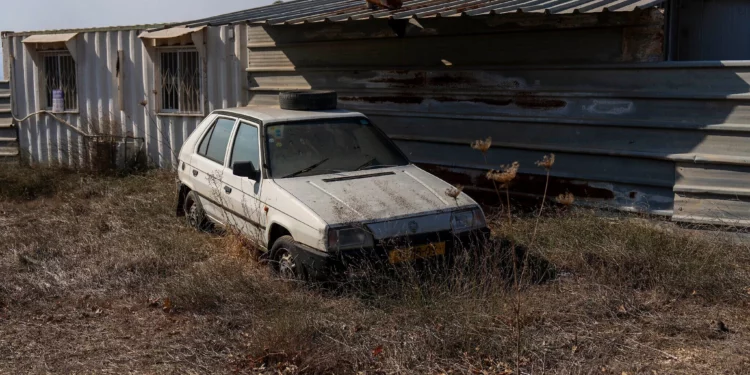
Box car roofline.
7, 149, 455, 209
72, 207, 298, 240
212, 107, 366, 126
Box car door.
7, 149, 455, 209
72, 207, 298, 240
219, 120, 266, 243
189, 116, 239, 222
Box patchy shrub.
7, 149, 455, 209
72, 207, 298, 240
0, 164, 69, 200
503, 210, 750, 301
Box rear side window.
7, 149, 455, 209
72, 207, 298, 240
197, 124, 214, 155
197, 117, 236, 165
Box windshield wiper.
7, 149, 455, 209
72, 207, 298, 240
355, 157, 377, 171
283, 158, 330, 178
357, 159, 398, 171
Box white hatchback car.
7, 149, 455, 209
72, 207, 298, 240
176, 92, 489, 279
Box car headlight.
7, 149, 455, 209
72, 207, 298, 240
450, 208, 486, 233
327, 227, 374, 251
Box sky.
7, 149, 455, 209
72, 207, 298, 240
0, 0, 272, 79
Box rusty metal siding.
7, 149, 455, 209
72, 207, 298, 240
248, 28, 628, 69
247, 18, 750, 223
6, 24, 247, 167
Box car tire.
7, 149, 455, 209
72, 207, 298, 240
270, 235, 306, 280
183, 191, 209, 231
279, 90, 337, 111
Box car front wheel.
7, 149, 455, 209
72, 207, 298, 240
270, 235, 305, 280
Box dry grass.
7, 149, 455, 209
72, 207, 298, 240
1, 164, 749, 374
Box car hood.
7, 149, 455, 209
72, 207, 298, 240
273, 165, 476, 225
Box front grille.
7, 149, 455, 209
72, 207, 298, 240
337, 228, 489, 265
377, 230, 453, 250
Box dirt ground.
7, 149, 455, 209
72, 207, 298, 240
1, 166, 749, 374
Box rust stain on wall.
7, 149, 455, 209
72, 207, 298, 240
371, 72, 427, 87
370, 72, 479, 87
429, 73, 479, 87
513, 92, 567, 109
433, 97, 514, 106
419, 164, 616, 203
514, 97, 567, 109
340, 95, 423, 104
341, 94, 567, 109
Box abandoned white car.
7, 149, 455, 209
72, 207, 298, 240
176, 91, 489, 279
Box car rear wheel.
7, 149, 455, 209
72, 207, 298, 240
183, 191, 209, 231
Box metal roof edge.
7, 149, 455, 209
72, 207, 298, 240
5, 23, 169, 37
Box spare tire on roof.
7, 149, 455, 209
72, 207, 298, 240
279, 90, 338, 111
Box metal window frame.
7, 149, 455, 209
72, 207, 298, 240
157, 46, 204, 115
196, 115, 239, 166
39, 50, 79, 112
228, 120, 263, 175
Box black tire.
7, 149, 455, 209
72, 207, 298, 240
279, 90, 337, 111
270, 235, 306, 280
183, 191, 209, 231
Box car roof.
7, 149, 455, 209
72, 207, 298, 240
214, 105, 365, 124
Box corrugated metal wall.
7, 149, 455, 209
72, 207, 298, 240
247, 13, 750, 225
672, 0, 750, 61
0, 79, 17, 161
6, 24, 247, 167
1, 34, 18, 162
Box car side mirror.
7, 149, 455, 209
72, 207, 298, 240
233, 161, 260, 181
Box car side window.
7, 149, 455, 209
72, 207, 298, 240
230, 122, 261, 176
197, 123, 215, 156
198, 117, 236, 165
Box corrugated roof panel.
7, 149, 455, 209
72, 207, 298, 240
179, 0, 667, 27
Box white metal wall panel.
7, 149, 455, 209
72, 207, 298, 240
7, 24, 247, 168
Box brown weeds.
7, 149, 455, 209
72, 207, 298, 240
486, 161, 520, 188
1, 165, 749, 374
535, 153, 555, 170
557, 192, 575, 206
470, 136, 492, 154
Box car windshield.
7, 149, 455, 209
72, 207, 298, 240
265, 118, 409, 178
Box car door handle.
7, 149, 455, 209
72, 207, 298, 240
224, 186, 232, 194
192, 170, 199, 177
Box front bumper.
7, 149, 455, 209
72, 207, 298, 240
293, 227, 491, 280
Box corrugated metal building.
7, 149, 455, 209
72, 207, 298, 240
1, 23, 248, 167
3, 0, 750, 226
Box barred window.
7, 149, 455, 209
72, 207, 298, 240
42, 53, 78, 111
160, 49, 201, 114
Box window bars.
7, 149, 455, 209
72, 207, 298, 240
43, 53, 78, 111
160, 50, 201, 113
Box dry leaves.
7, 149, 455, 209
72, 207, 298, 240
445, 185, 464, 199
557, 192, 575, 206
162, 298, 173, 313
486, 162, 520, 187
535, 153, 555, 170
471, 137, 492, 154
